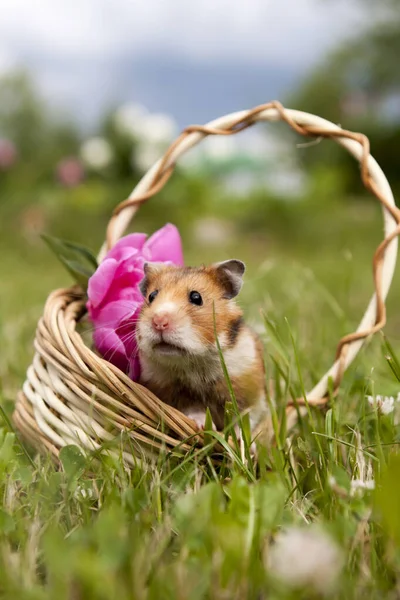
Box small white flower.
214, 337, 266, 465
328, 475, 337, 488
179, 146, 203, 171
350, 479, 375, 496
133, 143, 162, 172
74, 485, 93, 500
114, 103, 148, 138
267, 526, 343, 594
381, 397, 395, 415
202, 135, 237, 161
367, 394, 395, 415
193, 217, 232, 245
140, 113, 176, 146
115, 104, 177, 145
80, 137, 113, 170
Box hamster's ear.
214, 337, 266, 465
139, 262, 167, 297
213, 259, 246, 299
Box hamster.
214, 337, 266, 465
136, 259, 267, 436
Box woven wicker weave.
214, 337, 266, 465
13, 101, 400, 463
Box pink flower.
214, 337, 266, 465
56, 157, 85, 187
87, 224, 184, 380
0, 139, 17, 170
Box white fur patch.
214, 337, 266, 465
223, 328, 257, 378
163, 322, 205, 355
217, 332, 229, 350
136, 320, 159, 354
153, 301, 179, 316
181, 407, 207, 429
137, 320, 211, 386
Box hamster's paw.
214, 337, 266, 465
182, 408, 216, 432
182, 408, 206, 430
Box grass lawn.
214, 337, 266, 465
1, 188, 400, 599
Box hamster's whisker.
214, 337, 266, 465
87, 327, 140, 367
81, 315, 142, 336
103, 340, 138, 370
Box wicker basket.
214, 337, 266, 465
13, 101, 400, 465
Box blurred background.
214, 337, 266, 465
1, 0, 400, 396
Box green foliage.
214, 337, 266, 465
1, 179, 400, 597
59, 445, 87, 480
375, 454, 400, 545
1, 331, 400, 597
0, 71, 81, 184
41, 234, 98, 290
289, 5, 400, 194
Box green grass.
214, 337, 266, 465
1, 187, 400, 599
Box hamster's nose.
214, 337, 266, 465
152, 312, 171, 332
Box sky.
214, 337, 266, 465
0, 0, 365, 128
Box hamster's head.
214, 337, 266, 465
136, 260, 245, 361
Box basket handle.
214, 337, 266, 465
100, 100, 400, 416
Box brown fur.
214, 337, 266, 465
137, 263, 267, 431
138, 264, 243, 344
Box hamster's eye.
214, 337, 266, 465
189, 291, 203, 306
148, 290, 159, 303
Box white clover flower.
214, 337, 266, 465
179, 146, 204, 171
367, 394, 395, 415
202, 135, 237, 161
114, 103, 149, 138
80, 137, 113, 170
328, 475, 337, 488
140, 113, 177, 146
381, 397, 395, 415
350, 479, 375, 496
0, 138, 17, 169
267, 526, 343, 595
74, 485, 93, 500
133, 142, 162, 172
193, 217, 232, 245
115, 104, 176, 145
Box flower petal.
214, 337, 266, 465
105, 284, 144, 307
111, 246, 140, 263
87, 258, 118, 308
93, 327, 129, 373
128, 355, 141, 381
93, 300, 138, 327
116, 313, 141, 380
144, 223, 184, 265
117, 312, 140, 354
88, 225, 184, 382
107, 233, 147, 261
114, 255, 145, 285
